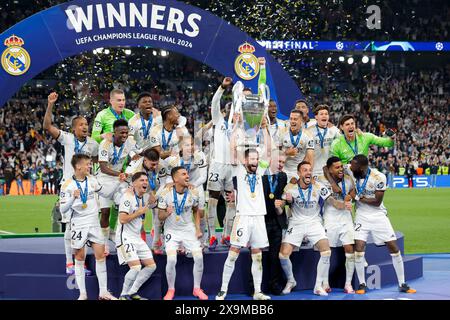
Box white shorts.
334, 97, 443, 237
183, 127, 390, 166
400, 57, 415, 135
70, 224, 104, 250
164, 227, 202, 252
325, 222, 355, 247
97, 179, 125, 209
117, 238, 153, 265
207, 162, 233, 192
283, 219, 327, 247
354, 214, 397, 246
230, 215, 269, 249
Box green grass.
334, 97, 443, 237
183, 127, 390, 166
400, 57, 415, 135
0, 189, 449, 254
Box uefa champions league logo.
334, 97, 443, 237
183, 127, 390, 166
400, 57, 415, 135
336, 41, 344, 50
435, 42, 444, 51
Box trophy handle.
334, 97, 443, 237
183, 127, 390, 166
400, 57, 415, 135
230, 81, 244, 127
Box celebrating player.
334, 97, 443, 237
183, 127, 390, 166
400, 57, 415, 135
216, 149, 271, 301
307, 105, 341, 180
281, 110, 315, 180
318, 156, 356, 293
43, 92, 98, 276
207, 77, 235, 249
91, 88, 135, 143
279, 161, 333, 296
294, 99, 316, 129
97, 119, 138, 255
267, 99, 288, 148
330, 114, 394, 164
128, 92, 157, 150
158, 167, 208, 300
116, 172, 158, 300
349, 155, 416, 294
59, 154, 117, 300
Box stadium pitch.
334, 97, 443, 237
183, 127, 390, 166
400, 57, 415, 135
0, 188, 449, 254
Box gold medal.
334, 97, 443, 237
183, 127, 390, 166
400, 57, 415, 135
269, 193, 275, 199
82, 203, 87, 209
176, 215, 180, 221
251, 192, 256, 198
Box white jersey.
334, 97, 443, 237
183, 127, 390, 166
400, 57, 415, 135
281, 129, 315, 174
233, 128, 270, 161
307, 125, 341, 176
233, 165, 267, 216
57, 131, 98, 181
116, 190, 149, 245
60, 176, 105, 227
210, 87, 231, 164
317, 175, 354, 225
353, 168, 388, 218
125, 157, 167, 193
304, 119, 317, 129
164, 151, 207, 187
157, 186, 200, 232
128, 113, 157, 150
97, 137, 138, 180
148, 124, 188, 154
283, 181, 331, 224
269, 118, 288, 147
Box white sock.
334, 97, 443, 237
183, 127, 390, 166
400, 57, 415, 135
220, 250, 239, 292
166, 254, 177, 290
121, 266, 140, 296
224, 204, 236, 238
391, 251, 405, 286
251, 252, 263, 293
345, 253, 356, 285
316, 251, 331, 288
200, 217, 208, 241
129, 265, 156, 295
64, 227, 73, 265
96, 259, 108, 295
152, 210, 162, 246
192, 252, 204, 288
75, 260, 86, 295
279, 253, 295, 283
355, 251, 366, 285
207, 198, 218, 239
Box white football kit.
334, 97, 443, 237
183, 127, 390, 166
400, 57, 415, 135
157, 186, 203, 252
307, 125, 341, 179
318, 175, 355, 247
116, 190, 153, 265
281, 129, 315, 180
282, 181, 331, 247
230, 165, 269, 249
353, 168, 397, 245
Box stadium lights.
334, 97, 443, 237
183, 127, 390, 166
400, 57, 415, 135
347, 57, 354, 64
326, 57, 332, 63
161, 50, 168, 57
362, 55, 369, 63
104, 49, 110, 54
338, 56, 345, 62
124, 49, 131, 55
152, 50, 157, 56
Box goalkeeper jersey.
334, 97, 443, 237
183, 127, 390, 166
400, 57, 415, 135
91, 107, 135, 143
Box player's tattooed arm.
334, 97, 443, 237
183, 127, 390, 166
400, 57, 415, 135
99, 161, 121, 177
359, 190, 384, 207
43, 92, 61, 139
323, 165, 342, 194
326, 197, 346, 210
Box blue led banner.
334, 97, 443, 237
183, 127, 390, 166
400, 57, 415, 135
390, 175, 450, 189
257, 40, 450, 52
0, 0, 302, 116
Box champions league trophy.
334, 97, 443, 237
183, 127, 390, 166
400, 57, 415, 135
229, 81, 270, 148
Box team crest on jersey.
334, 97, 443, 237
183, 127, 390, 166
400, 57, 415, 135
320, 187, 328, 197
376, 181, 385, 189
101, 150, 108, 157
1, 35, 31, 76
234, 42, 260, 80
151, 136, 157, 144
307, 140, 314, 148
124, 200, 130, 207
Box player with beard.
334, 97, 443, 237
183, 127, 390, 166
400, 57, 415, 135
216, 149, 271, 301
279, 161, 333, 296
330, 114, 394, 165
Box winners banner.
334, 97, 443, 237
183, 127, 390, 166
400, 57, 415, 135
0, 0, 302, 118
